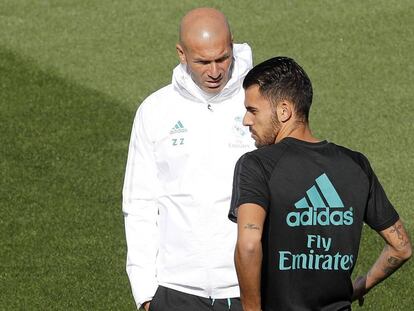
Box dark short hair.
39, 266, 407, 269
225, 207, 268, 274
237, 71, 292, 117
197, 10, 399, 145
243, 56, 313, 121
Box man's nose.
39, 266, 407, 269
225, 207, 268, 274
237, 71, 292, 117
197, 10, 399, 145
243, 113, 253, 126
208, 62, 220, 79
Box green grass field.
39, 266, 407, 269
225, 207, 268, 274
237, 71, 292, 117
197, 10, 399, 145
1, 1, 413, 310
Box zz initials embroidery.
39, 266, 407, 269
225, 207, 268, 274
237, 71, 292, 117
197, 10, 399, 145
172, 138, 185, 146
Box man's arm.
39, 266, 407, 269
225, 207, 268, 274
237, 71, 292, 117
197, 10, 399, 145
123, 104, 160, 310
235, 203, 266, 311
352, 219, 412, 304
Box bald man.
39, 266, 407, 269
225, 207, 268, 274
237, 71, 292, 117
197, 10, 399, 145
122, 8, 254, 311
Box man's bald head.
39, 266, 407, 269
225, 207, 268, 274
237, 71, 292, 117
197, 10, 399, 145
176, 8, 234, 94
179, 8, 232, 48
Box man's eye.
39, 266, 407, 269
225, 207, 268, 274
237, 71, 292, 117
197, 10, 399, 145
217, 56, 229, 63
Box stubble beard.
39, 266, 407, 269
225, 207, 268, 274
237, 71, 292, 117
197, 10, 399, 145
254, 113, 281, 148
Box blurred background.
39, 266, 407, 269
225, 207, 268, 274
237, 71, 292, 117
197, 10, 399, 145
1, 0, 412, 310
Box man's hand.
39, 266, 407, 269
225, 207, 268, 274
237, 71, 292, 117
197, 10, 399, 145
352, 219, 412, 308
352, 275, 367, 306
142, 301, 151, 311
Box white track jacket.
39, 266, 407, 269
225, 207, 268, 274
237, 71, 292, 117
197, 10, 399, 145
123, 43, 254, 309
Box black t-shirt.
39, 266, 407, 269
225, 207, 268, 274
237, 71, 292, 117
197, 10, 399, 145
229, 137, 399, 311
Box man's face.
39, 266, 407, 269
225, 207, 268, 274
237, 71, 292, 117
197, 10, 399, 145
177, 36, 233, 94
243, 85, 280, 148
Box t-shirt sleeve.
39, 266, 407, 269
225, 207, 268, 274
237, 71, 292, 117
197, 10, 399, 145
361, 155, 399, 231
228, 153, 270, 223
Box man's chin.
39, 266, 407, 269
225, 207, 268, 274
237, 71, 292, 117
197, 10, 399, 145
203, 84, 224, 94
254, 141, 264, 148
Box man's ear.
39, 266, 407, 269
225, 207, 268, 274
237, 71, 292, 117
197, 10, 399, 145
176, 43, 186, 64
277, 101, 292, 123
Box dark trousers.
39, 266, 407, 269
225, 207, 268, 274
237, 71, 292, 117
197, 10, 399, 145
149, 286, 242, 311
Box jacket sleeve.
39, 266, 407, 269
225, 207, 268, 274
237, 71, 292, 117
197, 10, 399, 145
122, 101, 160, 309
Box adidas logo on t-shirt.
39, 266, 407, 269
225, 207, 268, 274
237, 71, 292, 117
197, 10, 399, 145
286, 173, 353, 227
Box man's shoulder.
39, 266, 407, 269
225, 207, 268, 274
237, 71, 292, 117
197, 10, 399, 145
142, 83, 175, 104
328, 142, 373, 178
330, 142, 369, 164
239, 144, 290, 169
250, 143, 290, 158
136, 83, 178, 113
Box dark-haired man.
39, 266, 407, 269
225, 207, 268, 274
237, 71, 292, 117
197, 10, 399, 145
229, 56, 412, 311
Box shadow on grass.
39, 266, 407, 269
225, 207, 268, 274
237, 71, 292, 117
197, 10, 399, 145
0, 47, 136, 310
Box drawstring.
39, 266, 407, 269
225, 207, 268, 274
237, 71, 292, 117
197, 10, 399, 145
210, 297, 232, 309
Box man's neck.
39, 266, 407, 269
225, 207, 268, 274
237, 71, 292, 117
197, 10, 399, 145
275, 121, 319, 143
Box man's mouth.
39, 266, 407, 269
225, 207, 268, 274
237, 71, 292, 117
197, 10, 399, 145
250, 129, 258, 139
206, 77, 223, 88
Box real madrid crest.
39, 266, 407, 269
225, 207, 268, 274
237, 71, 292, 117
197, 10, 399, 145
232, 116, 249, 137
